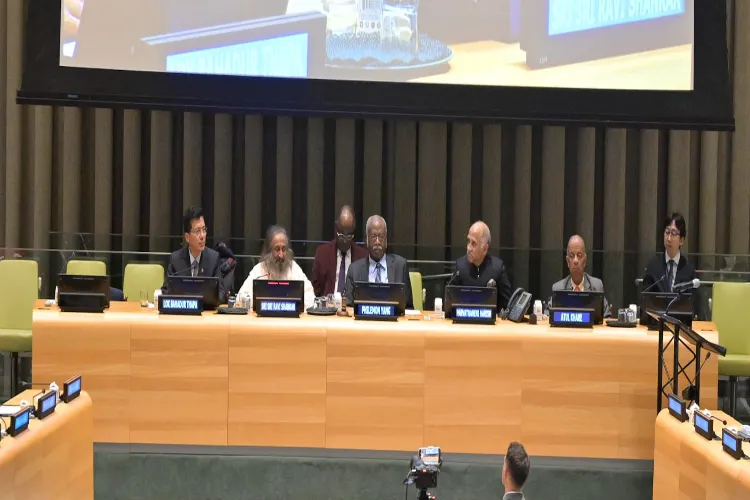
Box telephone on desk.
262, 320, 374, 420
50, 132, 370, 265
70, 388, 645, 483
502, 287, 532, 322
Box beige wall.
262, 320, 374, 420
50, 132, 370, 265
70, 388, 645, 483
0, 1, 748, 306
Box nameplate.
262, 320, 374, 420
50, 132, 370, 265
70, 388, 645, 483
256, 299, 301, 318
158, 295, 203, 315
722, 428, 745, 460
9, 407, 31, 437
451, 305, 496, 325
549, 307, 595, 328
62, 375, 82, 404
36, 390, 57, 420
667, 393, 687, 422
354, 302, 398, 321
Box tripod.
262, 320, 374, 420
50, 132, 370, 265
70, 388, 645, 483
417, 488, 435, 500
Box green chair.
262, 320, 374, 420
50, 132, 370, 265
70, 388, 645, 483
712, 282, 750, 417
409, 271, 424, 311
66, 259, 107, 276
123, 263, 165, 302
0, 260, 39, 396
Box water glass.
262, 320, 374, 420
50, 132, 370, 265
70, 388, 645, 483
139, 290, 149, 308
383, 0, 419, 54
325, 0, 358, 35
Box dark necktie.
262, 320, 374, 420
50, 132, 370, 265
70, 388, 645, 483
667, 260, 675, 292
375, 262, 383, 283
337, 251, 346, 293
191, 259, 199, 277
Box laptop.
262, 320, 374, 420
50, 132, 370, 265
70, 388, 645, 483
551, 290, 605, 325
353, 281, 407, 316
640, 291, 694, 330
167, 275, 221, 310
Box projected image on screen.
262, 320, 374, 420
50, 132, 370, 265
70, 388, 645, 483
60, 0, 694, 90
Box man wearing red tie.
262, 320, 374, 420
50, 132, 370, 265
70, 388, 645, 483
311, 205, 368, 297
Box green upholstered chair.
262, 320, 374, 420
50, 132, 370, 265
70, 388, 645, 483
66, 259, 107, 276
0, 260, 39, 396
712, 282, 750, 417
123, 263, 165, 302
409, 271, 424, 311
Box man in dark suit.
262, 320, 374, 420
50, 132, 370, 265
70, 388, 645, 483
548, 235, 612, 318
161, 206, 227, 302
453, 221, 513, 311
642, 212, 697, 293
502, 442, 530, 500
343, 215, 412, 309
312, 205, 369, 297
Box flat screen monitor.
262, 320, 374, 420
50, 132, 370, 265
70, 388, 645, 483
58, 274, 111, 307
551, 290, 604, 325
353, 281, 406, 316
640, 291, 694, 330
167, 276, 220, 310
444, 285, 497, 319
252, 279, 305, 315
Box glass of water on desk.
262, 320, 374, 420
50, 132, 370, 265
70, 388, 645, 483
383, 0, 419, 54
324, 0, 358, 34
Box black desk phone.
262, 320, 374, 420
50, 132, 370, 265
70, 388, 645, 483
502, 288, 532, 322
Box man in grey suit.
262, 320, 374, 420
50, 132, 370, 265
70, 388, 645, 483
343, 215, 412, 309
502, 441, 530, 500
548, 235, 611, 317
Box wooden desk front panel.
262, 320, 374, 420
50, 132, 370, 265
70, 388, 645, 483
129, 312, 230, 445
0, 391, 94, 500
326, 321, 425, 451
653, 410, 750, 500
228, 318, 327, 447
32, 306, 720, 460
33, 310, 131, 442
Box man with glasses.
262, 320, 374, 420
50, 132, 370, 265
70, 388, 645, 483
311, 205, 369, 297
162, 206, 227, 301
237, 225, 315, 310
343, 215, 412, 308
642, 212, 697, 293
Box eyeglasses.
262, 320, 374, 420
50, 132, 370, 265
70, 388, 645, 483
368, 233, 386, 243
664, 229, 681, 238
191, 227, 208, 236
336, 232, 355, 241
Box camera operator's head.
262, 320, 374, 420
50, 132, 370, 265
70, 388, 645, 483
502, 442, 530, 497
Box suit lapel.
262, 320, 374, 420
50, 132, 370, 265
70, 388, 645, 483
583, 273, 592, 291
386, 254, 396, 283
330, 241, 338, 284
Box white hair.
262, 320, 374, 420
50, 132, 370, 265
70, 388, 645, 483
471, 221, 491, 246
366, 215, 387, 235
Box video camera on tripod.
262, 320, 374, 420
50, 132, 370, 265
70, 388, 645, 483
403, 446, 442, 500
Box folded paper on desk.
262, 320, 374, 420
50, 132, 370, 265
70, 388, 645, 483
0, 405, 22, 416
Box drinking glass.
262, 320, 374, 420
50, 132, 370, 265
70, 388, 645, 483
383, 0, 419, 54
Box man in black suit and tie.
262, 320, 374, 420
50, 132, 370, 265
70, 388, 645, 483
343, 215, 412, 309
502, 441, 530, 500
453, 221, 513, 311
161, 206, 227, 302
642, 212, 697, 293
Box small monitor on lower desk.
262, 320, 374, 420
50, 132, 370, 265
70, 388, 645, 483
252, 280, 305, 317
551, 290, 604, 325
353, 282, 406, 320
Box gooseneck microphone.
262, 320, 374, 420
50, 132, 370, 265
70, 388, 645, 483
446, 270, 460, 287
641, 273, 666, 293
708, 414, 728, 425
673, 278, 700, 293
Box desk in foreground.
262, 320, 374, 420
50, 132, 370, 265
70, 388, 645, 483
0, 390, 93, 500
653, 409, 750, 500
32, 303, 718, 460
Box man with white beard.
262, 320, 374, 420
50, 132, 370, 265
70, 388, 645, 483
237, 225, 315, 310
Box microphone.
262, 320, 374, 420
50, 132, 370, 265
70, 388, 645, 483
642, 273, 666, 293
709, 414, 728, 426
446, 270, 460, 287
673, 278, 700, 293
169, 262, 199, 277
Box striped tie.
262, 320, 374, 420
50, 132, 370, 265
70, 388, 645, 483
375, 262, 383, 283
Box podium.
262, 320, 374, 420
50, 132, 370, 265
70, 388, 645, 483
648, 310, 726, 413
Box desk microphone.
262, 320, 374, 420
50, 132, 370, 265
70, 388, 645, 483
169, 262, 199, 277
673, 278, 700, 293
446, 270, 459, 287
709, 414, 728, 426
641, 273, 666, 293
